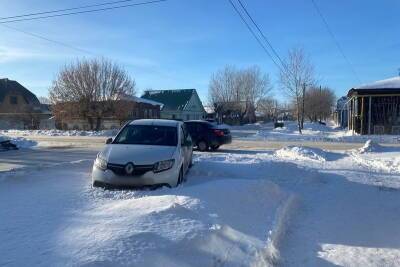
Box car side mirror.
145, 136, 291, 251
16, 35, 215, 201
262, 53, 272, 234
105, 138, 113, 144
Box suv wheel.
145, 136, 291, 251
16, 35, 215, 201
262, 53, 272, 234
197, 140, 208, 152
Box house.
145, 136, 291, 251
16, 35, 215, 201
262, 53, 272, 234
0, 78, 50, 129
53, 96, 162, 130
334, 96, 348, 128
141, 89, 206, 121
204, 105, 216, 121
347, 76, 400, 135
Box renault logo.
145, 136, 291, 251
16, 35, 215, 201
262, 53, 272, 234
125, 163, 134, 175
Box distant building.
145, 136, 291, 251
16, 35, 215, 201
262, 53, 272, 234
334, 96, 348, 128
54, 96, 162, 130
0, 78, 50, 129
141, 89, 205, 121
347, 76, 400, 135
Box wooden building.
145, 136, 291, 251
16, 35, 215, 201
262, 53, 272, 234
0, 78, 50, 129
347, 76, 400, 135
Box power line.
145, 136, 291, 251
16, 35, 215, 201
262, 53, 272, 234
0, 0, 167, 24
236, 0, 287, 72
0, 0, 137, 21
227, 0, 284, 72
310, 0, 362, 83
1, 24, 97, 56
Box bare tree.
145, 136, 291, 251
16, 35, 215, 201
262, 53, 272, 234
49, 58, 136, 130
305, 86, 336, 122
279, 47, 315, 133
208, 65, 272, 124
38, 96, 51, 104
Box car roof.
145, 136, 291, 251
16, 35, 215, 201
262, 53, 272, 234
129, 119, 181, 127
185, 120, 211, 124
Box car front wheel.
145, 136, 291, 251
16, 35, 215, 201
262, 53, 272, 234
176, 167, 184, 186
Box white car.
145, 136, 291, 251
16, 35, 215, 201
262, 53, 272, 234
92, 119, 193, 188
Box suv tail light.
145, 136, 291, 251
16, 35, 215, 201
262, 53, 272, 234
213, 129, 224, 137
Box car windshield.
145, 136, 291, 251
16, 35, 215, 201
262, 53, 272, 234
113, 125, 177, 146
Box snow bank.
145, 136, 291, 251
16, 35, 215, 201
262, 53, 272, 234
0, 134, 37, 149
359, 140, 384, 153
0, 129, 119, 137
234, 121, 400, 144
275, 146, 327, 162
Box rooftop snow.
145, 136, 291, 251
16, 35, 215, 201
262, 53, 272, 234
355, 76, 400, 90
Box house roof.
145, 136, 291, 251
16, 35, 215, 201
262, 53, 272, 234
348, 76, 400, 96
141, 89, 196, 111
0, 78, 40, 105
118, 93, 163, 108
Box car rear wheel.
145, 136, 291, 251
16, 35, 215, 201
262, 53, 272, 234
197, 140, 208, 152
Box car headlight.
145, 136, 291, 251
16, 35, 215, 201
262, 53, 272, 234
94, 154, 108, 171
153, 159, 175, 173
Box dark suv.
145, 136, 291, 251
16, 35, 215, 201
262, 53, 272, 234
184, 120, 232, 151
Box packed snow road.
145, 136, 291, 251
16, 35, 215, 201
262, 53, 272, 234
1, 133, 393, 151
1, 142, 400, 266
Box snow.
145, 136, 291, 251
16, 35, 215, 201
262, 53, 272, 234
0, 134, 37, 149
355, 76, 400, 90
0, 129, 119, 137
275, 146, 327, 162
233, 121, 400, 144
131, 95, 164, 107
2, 139, 400, 266
359, 139, 384, 153
0, 149, 296, 266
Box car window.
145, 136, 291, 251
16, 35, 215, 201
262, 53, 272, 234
113, 125, 178, 146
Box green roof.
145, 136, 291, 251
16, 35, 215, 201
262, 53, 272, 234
141, 89, 196, 111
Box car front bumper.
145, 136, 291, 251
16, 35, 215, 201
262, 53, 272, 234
91, 163, 180, 188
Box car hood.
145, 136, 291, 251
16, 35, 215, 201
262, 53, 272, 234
100, 144, 176, 165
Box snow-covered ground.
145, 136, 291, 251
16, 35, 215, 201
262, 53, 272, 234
3, 120, 400, 145
1, 140, 400, 266
231, 121, 400, 144
0, 134, 37, 149
0, 129, 118, 137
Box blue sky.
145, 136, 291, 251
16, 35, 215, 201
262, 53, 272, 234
1, 0, 399, 103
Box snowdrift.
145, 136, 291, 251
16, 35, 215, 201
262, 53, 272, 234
275, 146, 327, 162
359, 140, 384, 153
0, 129, 119, 137
0, 152, 298, 267
0, 135, 37, 149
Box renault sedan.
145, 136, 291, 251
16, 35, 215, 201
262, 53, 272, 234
92, 119, 193, 188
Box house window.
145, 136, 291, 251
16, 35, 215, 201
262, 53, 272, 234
10, 96, 18, 105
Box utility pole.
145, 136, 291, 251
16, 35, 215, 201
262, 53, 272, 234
319, 85, 322, 122
301, 82, 306, 130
